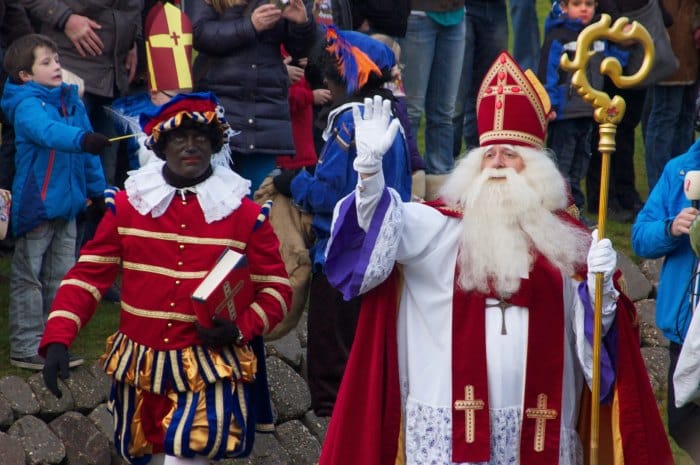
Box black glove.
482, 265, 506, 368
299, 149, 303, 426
196, 317, 245, 348
85, 196, 107, 224
43, 343, 70, 398
272, 169, 299, 198
81, 132, 112, 155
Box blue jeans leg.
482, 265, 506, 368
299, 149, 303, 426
454, 0, 509, 155
9, 219, 76, 359
644, 84, 697, 190
508, 0, 540, 71
400, 14, 465, 174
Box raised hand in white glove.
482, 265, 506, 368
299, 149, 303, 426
352, 95, 402, 175
586, 228, 618, 303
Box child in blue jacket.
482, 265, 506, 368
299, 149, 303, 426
1, 34, 108, 370
537, 0, 627, 220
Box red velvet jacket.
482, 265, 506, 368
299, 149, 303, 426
39, 190, 292, 355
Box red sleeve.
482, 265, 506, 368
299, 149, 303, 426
38, 194, 126, 356
234, 207, 292, 341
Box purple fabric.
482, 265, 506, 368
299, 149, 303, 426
326, 189, 393, 300
578, 281, 618, 403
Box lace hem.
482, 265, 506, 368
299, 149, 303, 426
404, 400, 583, 465
360, 189, 404, 294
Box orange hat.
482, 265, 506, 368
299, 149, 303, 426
476, 51, 552, 148
145, 2, 193, 92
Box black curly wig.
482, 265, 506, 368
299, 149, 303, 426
151, 117, 225, 160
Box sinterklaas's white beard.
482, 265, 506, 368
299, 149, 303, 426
455, 167, 590, 297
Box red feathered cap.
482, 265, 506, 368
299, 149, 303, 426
476, 51, 552, 148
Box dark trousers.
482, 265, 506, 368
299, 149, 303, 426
306, 271, 360, 417
547, 118, 593, 212
586, 83, 647, 213
667, 341, 700, 462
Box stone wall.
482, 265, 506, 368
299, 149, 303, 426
0, 256, 668, 465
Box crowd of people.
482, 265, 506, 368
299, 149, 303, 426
0, 0, 699, 464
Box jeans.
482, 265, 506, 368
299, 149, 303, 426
508, 0, 540, 71
587, 83, 646, 212
83, 92, 119, 185
9, 219, 76, 359
453, 0, 508, 155
547, 118, 593, 211
400, 13, 466, 174
644, 84, 696, 190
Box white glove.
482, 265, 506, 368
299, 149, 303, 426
352, 95, 402, 174
587, 228, 617, 300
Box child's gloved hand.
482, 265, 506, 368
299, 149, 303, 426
81, 132, 112, 155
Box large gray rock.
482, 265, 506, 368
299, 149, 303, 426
617, 252, 653, 302
301, 411, 329, 446
88, 403, 115, 445
275, 420, 321, 465
266, 357, 311, 423
27, 371, 75, 419
0, 393, 14, 428
266, 330, 303, 370
8, 414, 65, 465
0, 431, 26, 465
0, 375, 40, 417
641, 346, 670, 400
635, 299, 669, 348
88, 362, 112, 402
49, 411, 111, 465
639, 258, 663, 298
221, 431, 292, 465
62, 365, 108, 411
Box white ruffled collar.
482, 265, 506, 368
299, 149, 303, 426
124, 160, 251, 223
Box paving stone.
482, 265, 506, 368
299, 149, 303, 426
8, 414, 65, 465
49, 411, 111, 465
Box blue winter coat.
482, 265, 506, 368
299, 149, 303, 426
537, 13, 628, 120
291, 102, 412, 271
631, 139, 700, 344
1, 80, 106, 237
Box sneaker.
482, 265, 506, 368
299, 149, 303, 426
67, 353, 84, 368
10, 355, 45, 370
10, 353, 84, 370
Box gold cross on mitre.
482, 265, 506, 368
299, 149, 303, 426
524, 393, 558, 452
475, 51, 551, 149
145, 2, 193, 91
454, 385, 485, 443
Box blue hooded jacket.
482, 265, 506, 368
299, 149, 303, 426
632, 139, 700, 344
1, 79, 106, 236
537, 13, 628, 120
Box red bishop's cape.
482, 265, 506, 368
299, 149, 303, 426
318, 204, 673, 465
